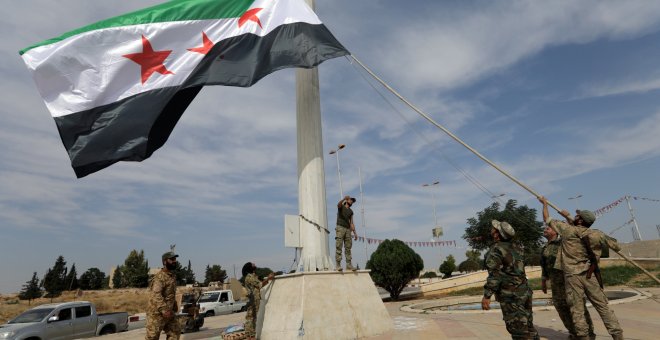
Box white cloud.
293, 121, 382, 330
578, 75, 660, 98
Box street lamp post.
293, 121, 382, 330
423, 181, 442, 272
422, 181, 440, 228
568, 194, 583, 210
329, 144, 346, 199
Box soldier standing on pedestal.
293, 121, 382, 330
335, 195, 358, 271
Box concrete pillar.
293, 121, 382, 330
259, 2, 392, 338
295, 0, 332, 272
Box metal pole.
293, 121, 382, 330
336, 149, 343, 198
431, 190, 438, 227
625, 196, 643, 241
423, 181, 439, 227
359, 167, 367, 263
568, 194, 582, 210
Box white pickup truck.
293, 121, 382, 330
0, 301, 128, 340
196, 290, 246, 317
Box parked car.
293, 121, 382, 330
196, 290, 246, 317
0, 301, 128, 340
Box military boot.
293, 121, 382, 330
346, 263, 356, 271
335, 263, 343, 272
611, 333, 624, 340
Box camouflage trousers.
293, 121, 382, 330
245, 298, 260, 337
565, 274, 623, 338
497, 286, 539, 340
145, 313, 180, 340
335, 226, 352, 268
549, 273, 593, 336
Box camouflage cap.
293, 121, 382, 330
491, 220, 515, 240
162, 251, 179, 261
577, 210, 596, 225
343, 195, 356, 203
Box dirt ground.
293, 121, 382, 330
0, 288, 152, 323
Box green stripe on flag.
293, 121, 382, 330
20, 0, 255, 55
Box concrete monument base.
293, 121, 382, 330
257, 270, 393, 340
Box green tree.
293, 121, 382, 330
65, 263, 79, 290
79, 268, 106, 290
366, 239, 424, 300
462, 200, 543, 265
204, 265, 228, 286
121, 250, 150, 288
184, 260, 196, 285
42, 255, 68, 298
172, 261, 188, 286
458, 249, 482, 273
19, 272, 42, 304
112, 265, 125, 288
458, 259, 481, 273
421, 271, 437, 278
255, 267, 274, 280
465, 249, 481, 262
439, 255, 457, 278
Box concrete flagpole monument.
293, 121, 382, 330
257, 1, 393, 338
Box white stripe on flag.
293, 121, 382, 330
22, 0, 321, 118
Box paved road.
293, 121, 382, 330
104, 287, 660, 339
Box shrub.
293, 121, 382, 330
458, 260, 481, 273
367, 239, 424, 300
439, 255, 457, 278
421, 271, 438, 279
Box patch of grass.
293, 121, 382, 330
445, 286, 483, 297
444, 277, 543, 297
600, 265, 642, 286
437, 265, 659, 298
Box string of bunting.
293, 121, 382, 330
594, 196, 660, 217
355, 236, 457, 248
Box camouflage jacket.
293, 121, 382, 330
540, 238, 562, 281
547, 218, 590, 275
147, 269, 177, 315
483, 241, 528, 299
245, 273, 262, 304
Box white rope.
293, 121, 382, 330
345, 56, 540, 234
347, 55, 563, 210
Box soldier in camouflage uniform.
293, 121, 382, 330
541, 223, 594, 338
539, 196, 623, 340
335, 195, 358, 271
482, 220, 539, 340
242, 262, 274, 340
145, 251, 180, 340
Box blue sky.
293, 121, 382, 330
2, 0, 660, 294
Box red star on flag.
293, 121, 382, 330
123, 35, 174, 84
187, 32, 215, 55
238, 8, 263, 28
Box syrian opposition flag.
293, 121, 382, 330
20, 0, 348, 178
